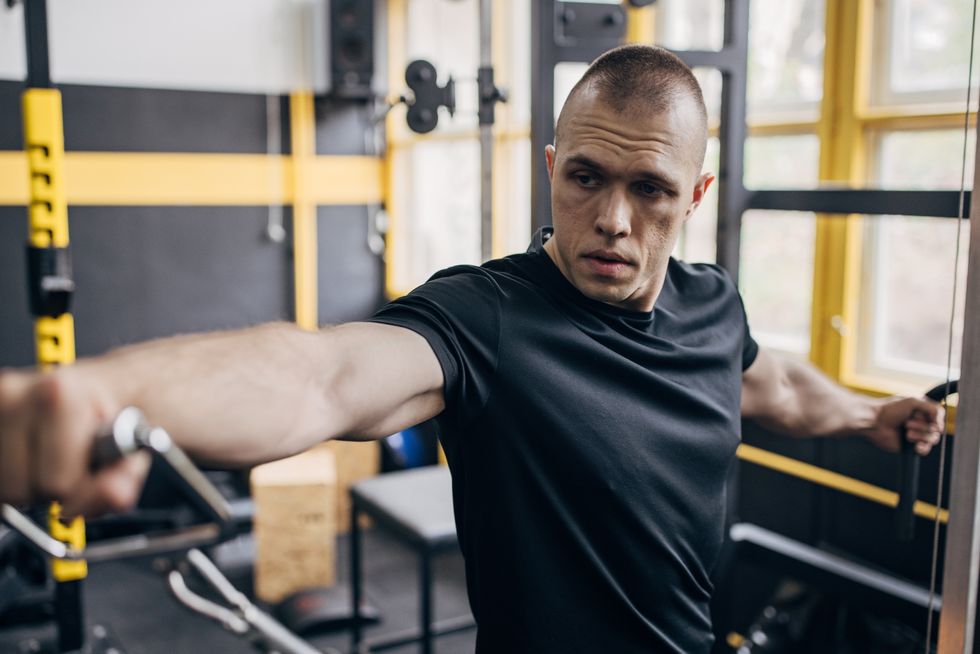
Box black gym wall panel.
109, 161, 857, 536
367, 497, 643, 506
736, 421, 950, 590
0, 206, 293, 367
0, 81, 22, 149
69, 206, 294, 355
315, 100, 378, 156
821, 437, 951, 587
317, 206, 386, 325
0, 206, 34, 369
60, 86, 271, 153
0, 83, 386, 368
0, 81, 272, 153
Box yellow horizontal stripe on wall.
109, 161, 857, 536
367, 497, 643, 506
0, 152, 28, 204
307, 156, 384, 205
737, 443, 949, 524
0, 151, 383, 206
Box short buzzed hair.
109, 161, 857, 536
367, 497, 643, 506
554, 44, 709, 171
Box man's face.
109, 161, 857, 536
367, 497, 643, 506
544, 90, 713, 312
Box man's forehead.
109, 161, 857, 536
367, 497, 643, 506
557, 89, 707, 173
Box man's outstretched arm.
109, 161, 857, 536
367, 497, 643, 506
0, 321, 444, 516
741, 347, 943, 453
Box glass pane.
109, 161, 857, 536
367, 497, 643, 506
863, 216, 968, 380
744, 134, 821, 189
694, 67, 722, 128
872, 0, 980, 105
554, 62, 589, 125
391, 139, 481, 292
675, 137, 719, 263
495, 137, 533, 257
747, 0, 825, 121
876, 129, 976, 190
497, 0, 531, 131
857, 128, 973, 382
653, 0, 725, 52
739, 211, 817, 356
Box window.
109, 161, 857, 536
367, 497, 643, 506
387, 0, 531, 296
738, 0, 824, 357
746, 0, 824, 122
854, 128, 974, 385
845, 0, 978, 389
871, 0, 980, 107
673, 68, 722, 263
740, 133, 821, 356
653, 0, 725, 52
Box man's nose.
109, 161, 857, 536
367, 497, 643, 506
595, 188, 631, 237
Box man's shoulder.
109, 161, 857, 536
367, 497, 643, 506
429, 252, 538, 285
667, 258, 736, 296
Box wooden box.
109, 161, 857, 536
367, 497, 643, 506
251, 447, 337, 603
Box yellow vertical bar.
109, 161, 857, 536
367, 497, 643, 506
810, 0, 872, 378
625, 4, 655, 44
385, 0, 407, 297
290, 91, 318, 330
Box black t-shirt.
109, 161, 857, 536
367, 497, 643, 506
367, 228, 758, 653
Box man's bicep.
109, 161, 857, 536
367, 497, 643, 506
326, 322, 445, 440
740, 346, 785, 418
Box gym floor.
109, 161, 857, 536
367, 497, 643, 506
0, 527, 475, 654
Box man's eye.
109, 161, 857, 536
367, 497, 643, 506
636, 182, 661, 196
574, 173, 599, 187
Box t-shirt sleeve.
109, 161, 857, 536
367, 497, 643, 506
712, 263, 759, 372
740, 302, 760, 371
364, 266, 501, 425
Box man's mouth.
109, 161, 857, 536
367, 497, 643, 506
582, 250, 632, 276
584, 250, 631, 265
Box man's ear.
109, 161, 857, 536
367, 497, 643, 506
685, 172, 715, 221
545, 144, 556, 180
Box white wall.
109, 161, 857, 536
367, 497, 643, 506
0, 0, 329, 94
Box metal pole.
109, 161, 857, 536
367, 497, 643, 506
714, 0, 750, 282
529, 0, 555, 232
478, 0, 493, 261
937, 118, 980, 653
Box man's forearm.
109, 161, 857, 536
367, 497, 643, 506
72, 322, 340, 466
752, 355, 883, 439
0, 319, 443, 514
742, 348, 943, 454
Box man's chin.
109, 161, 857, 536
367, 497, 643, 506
577, 282, 629, 306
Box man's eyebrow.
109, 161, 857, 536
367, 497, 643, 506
564, 153, 680, 190
565, 154, 606, 173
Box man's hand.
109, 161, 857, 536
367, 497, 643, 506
743, 348, 947, 454
863, 396, 945, 456
0, 367, 152, 518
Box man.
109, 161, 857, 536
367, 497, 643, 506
0, 45, 942, 653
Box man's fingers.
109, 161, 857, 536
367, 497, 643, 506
32, 374, 96, 502
904, 427, 939, 443
61, 451, 152, 519
0, 370, 34, 505
909, 398, 940, 421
